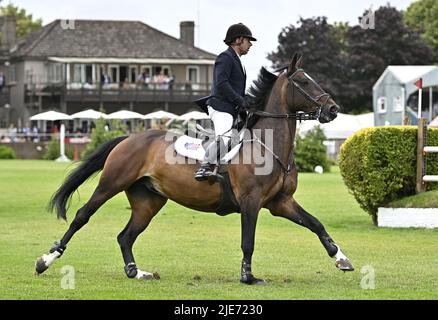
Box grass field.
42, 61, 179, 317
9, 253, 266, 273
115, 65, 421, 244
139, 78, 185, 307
0, 160, 437, 300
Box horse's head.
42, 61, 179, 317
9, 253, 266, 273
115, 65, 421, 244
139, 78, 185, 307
282, 53, 340, 123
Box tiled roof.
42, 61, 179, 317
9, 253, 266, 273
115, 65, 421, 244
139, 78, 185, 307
11, 19, 216, 60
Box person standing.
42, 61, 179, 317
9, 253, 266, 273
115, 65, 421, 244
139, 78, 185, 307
194, 23, 256, 181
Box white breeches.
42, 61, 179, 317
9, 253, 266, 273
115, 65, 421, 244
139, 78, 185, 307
207, 106, 234, 146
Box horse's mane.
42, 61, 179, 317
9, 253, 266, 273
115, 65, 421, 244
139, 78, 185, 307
245, 67, 278, 129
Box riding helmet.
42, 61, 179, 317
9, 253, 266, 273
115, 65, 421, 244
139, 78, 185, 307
223, 23, 257, 45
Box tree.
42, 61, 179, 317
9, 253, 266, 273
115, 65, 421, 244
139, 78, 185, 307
0, 3, 42, 38
267, 17, 351, 110
346, 5, 434, 111
295, 126, 331, 173
404, 0, 438, 62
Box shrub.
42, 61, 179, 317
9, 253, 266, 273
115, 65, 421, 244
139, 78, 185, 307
43, 139, 74, 160
295, 126, 331, 173
339, 126, 438, 224
81, 118, 126, 159
0, 145, 16, 159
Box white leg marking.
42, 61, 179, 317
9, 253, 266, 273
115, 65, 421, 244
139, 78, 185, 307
135, 269, 154, 280
42, 251, 61, 267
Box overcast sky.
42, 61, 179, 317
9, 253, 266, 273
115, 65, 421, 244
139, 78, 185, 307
10, 0, 415, 86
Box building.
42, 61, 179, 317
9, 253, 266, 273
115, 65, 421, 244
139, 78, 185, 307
373, 66, 438, 126
1, 19, 216, 129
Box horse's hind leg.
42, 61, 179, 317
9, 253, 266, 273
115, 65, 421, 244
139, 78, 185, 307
118, 180, 167, 280
266, 196, 354, 271
36, 180, 122, 275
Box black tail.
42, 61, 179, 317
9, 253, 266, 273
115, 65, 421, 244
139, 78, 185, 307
48, 136, 128, 220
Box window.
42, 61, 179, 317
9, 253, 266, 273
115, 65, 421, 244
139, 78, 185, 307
393, 96, 403, 112
130, 65, 138, 83
48, 63, 63, 83
108, 65, 119, 83
377, 97, 387, 113
72, 64, 83, 83
186, 66, 199, 83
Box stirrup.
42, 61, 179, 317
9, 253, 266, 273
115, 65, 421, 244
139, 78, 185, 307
194, 164, 214, 181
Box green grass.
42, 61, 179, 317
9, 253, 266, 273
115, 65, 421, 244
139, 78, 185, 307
0, 160, 437, 300
387, 189, 438, 208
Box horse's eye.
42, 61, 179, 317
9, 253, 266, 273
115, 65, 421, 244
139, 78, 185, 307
295, 78, 308, 85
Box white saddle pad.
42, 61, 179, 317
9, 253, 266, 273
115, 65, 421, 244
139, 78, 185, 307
174, 132, 245, 162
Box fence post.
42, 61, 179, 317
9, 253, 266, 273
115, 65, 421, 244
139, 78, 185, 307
416, 117, 427, 193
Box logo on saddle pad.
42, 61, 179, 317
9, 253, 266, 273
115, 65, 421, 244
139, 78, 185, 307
174, 134, 243, 162
184, 142, 202, 151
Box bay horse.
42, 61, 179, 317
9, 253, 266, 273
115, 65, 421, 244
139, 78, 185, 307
35, 54, 354, 285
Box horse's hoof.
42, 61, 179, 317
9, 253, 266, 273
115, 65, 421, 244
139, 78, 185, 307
335, 259, 354, 272
35, 257, 48, 275
137, 271, 160, 280
240, 275, 266, 285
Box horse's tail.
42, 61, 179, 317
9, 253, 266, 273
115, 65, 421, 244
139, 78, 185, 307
48, 136, 128, 221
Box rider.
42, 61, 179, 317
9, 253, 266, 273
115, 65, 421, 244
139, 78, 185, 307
194, 23, 256, 181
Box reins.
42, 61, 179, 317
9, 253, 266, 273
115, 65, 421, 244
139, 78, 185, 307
239, 67, 332, 174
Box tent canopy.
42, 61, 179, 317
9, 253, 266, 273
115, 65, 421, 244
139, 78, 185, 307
298, 113, 374, 140
29, 110, 73, 121
70, 109, 108, 119
179, 111, 210, 121
107, 110, 144, 119
143, 110, 179, 120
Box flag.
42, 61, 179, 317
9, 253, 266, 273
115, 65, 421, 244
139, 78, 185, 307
414, 78, 423, 89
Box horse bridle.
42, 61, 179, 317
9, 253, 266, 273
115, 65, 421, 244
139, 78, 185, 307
244, 67, 331, 121
241, 67, 332, 174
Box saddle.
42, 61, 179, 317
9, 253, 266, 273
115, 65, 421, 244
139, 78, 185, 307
174, 124, 243, 215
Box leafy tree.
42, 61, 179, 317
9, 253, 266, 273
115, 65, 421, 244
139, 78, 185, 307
268, 17, 350, 110
81, 118, 126, 159
345, 5, 434, 112
268, 5, 434, 114
295, 126, 330, 173
0, 3, 42, 38
404, 0, 438, 62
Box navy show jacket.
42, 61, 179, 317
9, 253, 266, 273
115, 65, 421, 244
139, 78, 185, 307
195, 47, 246, 118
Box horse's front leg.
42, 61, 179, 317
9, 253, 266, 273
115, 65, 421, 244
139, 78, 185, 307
239, 195, 266, 285
266, 196, 354, 272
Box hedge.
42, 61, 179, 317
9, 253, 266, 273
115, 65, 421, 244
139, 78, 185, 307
0, 145, 16, 159
339, 126, 438, 224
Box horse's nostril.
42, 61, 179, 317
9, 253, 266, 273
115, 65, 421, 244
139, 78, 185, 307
330, 105, 340, 115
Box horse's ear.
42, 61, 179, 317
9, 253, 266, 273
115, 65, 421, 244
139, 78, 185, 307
296, 54, 304, 69
288, 53, 298, 73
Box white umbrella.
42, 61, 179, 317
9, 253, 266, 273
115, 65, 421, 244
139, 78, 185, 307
143, 110, 179, 120
179, 111, 210, 121
29, 110, 73, 121
107, 110, 144, 120
70, 109, 108, 119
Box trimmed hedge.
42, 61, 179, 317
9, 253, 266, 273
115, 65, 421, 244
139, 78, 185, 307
0, 145, 16, 159
339, 126, 438, 224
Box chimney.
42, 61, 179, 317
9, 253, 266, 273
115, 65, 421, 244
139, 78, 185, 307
180, 21, 195, 46
2, 15, 17, 49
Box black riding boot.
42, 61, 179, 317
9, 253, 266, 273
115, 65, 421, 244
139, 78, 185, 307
194, 139, 220, 181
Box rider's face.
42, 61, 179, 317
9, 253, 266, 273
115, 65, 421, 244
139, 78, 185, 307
237, 37, 252, 55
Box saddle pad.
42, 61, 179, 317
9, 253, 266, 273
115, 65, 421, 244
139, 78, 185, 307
174, 133, 244, 162
174, 135, 205, 161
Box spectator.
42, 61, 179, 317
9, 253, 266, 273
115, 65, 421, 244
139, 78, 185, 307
101, 72, 111, 86
0, 72, 5, 92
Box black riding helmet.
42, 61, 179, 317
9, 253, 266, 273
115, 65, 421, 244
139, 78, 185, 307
223, 23, 257, 45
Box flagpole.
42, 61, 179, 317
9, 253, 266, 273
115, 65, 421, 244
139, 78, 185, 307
416, 78, 423, 119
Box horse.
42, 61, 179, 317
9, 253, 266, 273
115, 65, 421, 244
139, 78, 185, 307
35, 53, 354, 285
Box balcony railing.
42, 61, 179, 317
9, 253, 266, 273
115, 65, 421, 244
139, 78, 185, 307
25, 82, 211, 103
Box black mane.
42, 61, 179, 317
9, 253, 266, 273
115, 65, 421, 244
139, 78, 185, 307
244, 67, 278, 128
